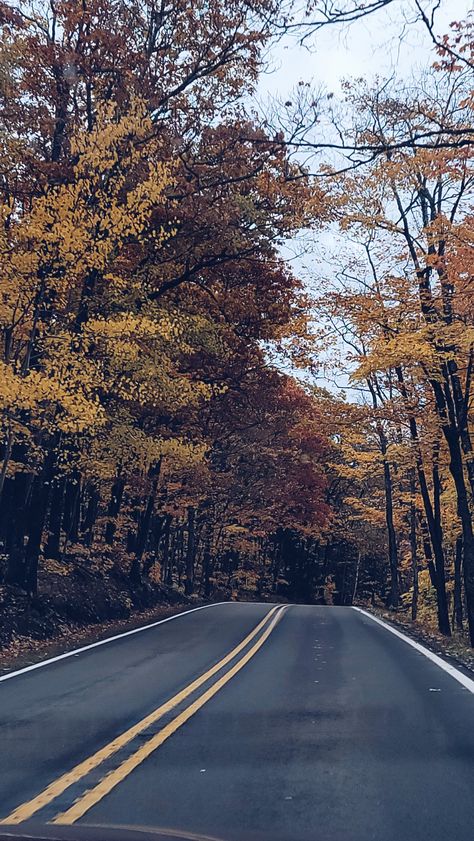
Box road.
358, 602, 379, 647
1, 602, 473, 841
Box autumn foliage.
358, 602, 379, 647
1, 2, 474, 651
0, 0, 331, 624
313, 17, 474, 646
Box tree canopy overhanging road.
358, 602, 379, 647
1, 5, 474, 838
1, 0, 474, 656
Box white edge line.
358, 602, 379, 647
353, 606, 474, 694
0, 601, 233, 684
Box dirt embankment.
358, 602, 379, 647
0, 557, 213, 673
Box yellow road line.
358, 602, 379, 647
53, 605, 287, 825
0, 605, 281, 825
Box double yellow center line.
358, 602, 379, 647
1, 604, 286, 826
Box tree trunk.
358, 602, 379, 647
184, 506, 196, 596
70, 479, 81, 543
177, 525, 184, 587
351, 550, 361, 606
160, 516, 172, 585
5, 471, 34, 588
134, 478, 159, 571
23, 474, 52, 595
431, 462, 451, 636
454, 535, 464, 632
0, 427, 13, 504
443, 426, 474, 645
382, 458, 399, 608
44, 476, 66, 559
63, 476, 81, 545
167, 520, 176, 587
202, 528, 213, 599
409, 499, 418, 622
20, 442, 58, 595
105, 476, 125, 545
394, 365, 451, 633
81, 483, 100, 547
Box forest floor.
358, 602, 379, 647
0, 555, 208, 674
363, 604, 474, 675
0, 598, 202, 675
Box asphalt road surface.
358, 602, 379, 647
1, 603, 473, 841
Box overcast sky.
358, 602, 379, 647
260, 0, 473, 97
257, 0, 473, 393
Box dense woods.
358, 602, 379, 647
1, 0, 474, 651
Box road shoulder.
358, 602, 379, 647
356, 604, 474, 680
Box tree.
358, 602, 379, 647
0, 0, 331, 604
313, 63, 474, 640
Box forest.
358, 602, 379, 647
1, 0, 474, 652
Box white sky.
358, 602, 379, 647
256, 0, 473, 394
260, 0, 473, 96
